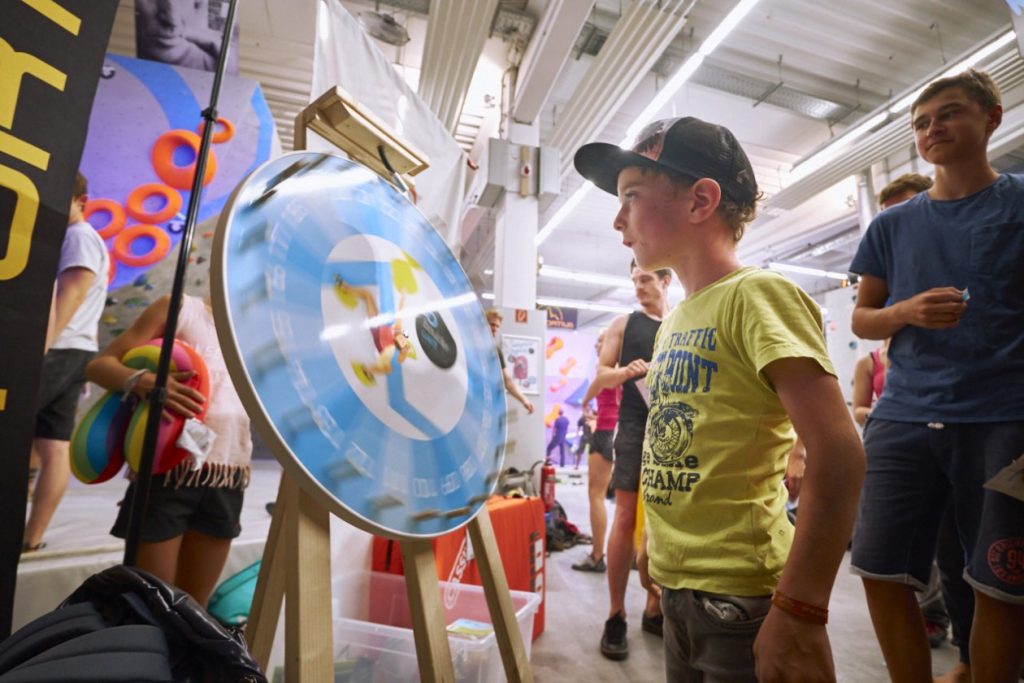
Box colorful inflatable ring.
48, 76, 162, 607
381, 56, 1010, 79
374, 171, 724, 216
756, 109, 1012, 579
151, 129, 217, 189
122, 338, 210, 475
125, 183, 182, 224
70, 391, 133, 484
197, 117, 235, 144
113, 224, 171, 267
83, 198, 126, 240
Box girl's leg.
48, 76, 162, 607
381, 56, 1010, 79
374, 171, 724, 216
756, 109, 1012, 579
175, 529, 232, 607
136, 535, 185, 587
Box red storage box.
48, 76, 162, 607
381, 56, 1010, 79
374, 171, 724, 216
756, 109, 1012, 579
372, 495, 546, 640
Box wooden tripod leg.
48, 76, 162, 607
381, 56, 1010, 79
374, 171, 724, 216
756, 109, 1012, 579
468, 508, 534, 683
400, 539, 456, 683
247, 473, 290, 670
284, 478, 333, 682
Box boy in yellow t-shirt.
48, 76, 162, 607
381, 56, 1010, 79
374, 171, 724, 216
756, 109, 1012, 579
574, 118, 866, 682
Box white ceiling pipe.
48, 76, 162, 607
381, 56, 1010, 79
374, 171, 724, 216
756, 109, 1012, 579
550, 0, 690, 177
418, 0, 500, 133
549, 1, 684, 157
765, 38, 1023, 212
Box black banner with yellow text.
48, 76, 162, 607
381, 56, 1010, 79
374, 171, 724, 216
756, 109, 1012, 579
0, 0, 118, 637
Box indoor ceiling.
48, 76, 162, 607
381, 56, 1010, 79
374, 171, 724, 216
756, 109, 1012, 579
335, 0, 1021, 327
108, 0, 1023, 328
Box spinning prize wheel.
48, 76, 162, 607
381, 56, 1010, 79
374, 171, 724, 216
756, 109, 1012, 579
211, 152, 507, 539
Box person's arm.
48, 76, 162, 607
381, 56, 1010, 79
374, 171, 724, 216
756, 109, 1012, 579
85, 295, 205, 418
851, 354, 874, 427
502, 368, 534, 414
851, 273, 967, 340
50, 267, 95, 342
753, 357, 866, 683
582, 379, 602, 407
592, 315, 647, 392
783, 435, 806, 503
43, 282, 58, 353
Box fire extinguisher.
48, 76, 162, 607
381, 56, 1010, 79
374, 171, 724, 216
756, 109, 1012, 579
540, 460, 556, 511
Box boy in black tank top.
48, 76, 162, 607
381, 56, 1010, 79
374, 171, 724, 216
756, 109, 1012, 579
587, 262, 671, 661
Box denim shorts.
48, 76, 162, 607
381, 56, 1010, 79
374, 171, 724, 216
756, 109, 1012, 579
661, 587, 772, 682
850, 419, 1024, 604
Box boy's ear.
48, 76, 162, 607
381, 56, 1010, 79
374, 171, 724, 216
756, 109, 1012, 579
688, 178, 722, 223
986, 104, 1003, 135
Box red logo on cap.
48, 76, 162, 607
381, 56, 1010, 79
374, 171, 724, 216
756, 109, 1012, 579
632, 121, 669, 161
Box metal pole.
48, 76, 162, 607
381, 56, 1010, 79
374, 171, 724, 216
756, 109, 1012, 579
123, 0, 239, 567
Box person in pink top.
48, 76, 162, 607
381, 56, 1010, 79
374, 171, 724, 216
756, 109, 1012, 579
87, 293, 252, 607
572, 330, 621, 574
851, 338, 890, 427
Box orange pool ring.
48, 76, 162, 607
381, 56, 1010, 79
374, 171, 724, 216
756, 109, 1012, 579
151, 129, 217, 190
197, 117, 235, 144
83, 198, 126, 240
113, 224, 171, 267
125, 183, 182, 224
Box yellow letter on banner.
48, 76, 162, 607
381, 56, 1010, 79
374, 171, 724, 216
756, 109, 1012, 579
0, 37, 68, 131
20, 0, 82, 36
0, 164, 40, 281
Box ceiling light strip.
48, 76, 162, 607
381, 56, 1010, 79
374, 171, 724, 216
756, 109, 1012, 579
776, 29, 1017, 206
768, 261, 848, 281
538, 0, 763, 245
536, 296, 634, 314
539, 265, 634, 287
480, 292, 632, 314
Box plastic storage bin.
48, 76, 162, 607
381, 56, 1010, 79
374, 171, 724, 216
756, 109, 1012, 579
271, 571, 540, 683
342, 571, 539, 683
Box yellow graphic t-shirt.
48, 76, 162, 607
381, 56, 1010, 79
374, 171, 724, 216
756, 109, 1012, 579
642, 266, 835, 596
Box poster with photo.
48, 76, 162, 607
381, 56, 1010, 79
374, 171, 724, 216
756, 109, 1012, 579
135, 0, 240, 74
501, 335, 541, 395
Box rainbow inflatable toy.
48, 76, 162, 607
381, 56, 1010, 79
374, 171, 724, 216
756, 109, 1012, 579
70, 338, 210, 484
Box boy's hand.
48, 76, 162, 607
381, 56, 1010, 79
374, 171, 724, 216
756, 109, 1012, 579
898, 287, 967, 329
754, 608, 836, 682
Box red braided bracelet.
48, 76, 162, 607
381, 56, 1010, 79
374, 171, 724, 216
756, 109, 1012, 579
772, 591, 828, 625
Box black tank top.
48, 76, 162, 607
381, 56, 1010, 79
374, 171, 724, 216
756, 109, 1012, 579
618, 310, 661, 423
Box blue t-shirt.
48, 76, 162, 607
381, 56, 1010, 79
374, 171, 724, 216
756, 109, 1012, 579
553, 415, 569, 439
849, 174, 1024, 422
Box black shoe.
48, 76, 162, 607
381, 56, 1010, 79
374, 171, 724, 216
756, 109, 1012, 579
641, 611, 663, 638
925, 620, 948, 649
571, 553, 606, 572
600, 612, 628, 661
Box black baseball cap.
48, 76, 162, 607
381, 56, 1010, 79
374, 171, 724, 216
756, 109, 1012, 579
573, 117, 758, 204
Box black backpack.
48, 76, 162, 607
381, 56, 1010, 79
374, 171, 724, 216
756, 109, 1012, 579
0, 566, 266, 682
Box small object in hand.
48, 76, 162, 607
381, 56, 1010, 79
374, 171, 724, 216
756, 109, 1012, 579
962, 288, 971, 302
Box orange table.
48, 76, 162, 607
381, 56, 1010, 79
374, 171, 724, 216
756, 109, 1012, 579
372, 495, 546, 640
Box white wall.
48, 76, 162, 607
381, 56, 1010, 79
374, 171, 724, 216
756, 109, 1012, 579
824, 283, 881, 406
493, 306, 546, 476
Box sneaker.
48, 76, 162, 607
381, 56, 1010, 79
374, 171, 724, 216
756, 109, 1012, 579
600, 612, 628, 661
925, 620, 948, 649
572, 553, 606, 573
641, 611, 663, 638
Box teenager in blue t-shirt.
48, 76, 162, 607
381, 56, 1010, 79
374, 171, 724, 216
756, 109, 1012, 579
849, 69, 1024, 683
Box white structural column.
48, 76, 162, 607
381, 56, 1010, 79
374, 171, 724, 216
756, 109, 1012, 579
418, 0, 500, 134
494, 121, 539, 310
549, 0, 691, 180
856, 171, 876, 234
